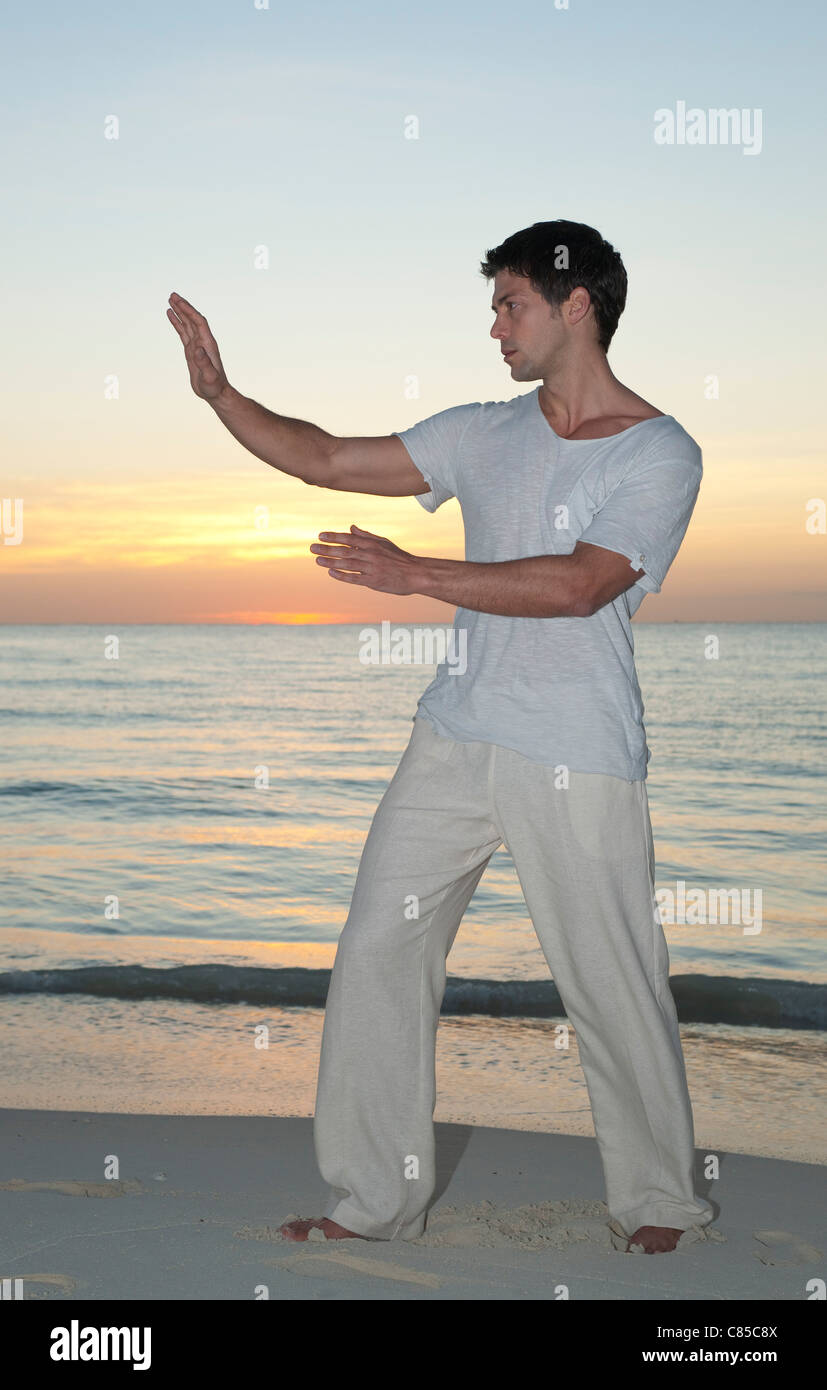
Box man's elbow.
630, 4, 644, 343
301, 435, 340, 489
564, 566, 596, 618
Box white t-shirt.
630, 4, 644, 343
392, 385, 703, 781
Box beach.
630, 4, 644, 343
2, 944, 824, 1302
2, 1108, 823, 1301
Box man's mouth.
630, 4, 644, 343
503, 349, 516, 359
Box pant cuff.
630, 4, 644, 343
611, 1199, 715, 1238
324, 1198, 425, 1241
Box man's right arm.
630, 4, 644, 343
209, 385, 430, 497
166, 291, 428, 499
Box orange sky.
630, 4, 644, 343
2, 440, 825, 624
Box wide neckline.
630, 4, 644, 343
532, 386, 672, 442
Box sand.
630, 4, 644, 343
0, 1108, 823, 1301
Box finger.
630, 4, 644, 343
169, 293, 204, 323
309, 542, 355, 554
168, 304, 197, 349
172, 295, 216, 347
349, 525, 382, 538
317, 531, 358, 544
168, 293, 199, 333
326, 569, 366, 585
170, 294, 219, 355
315, 555, 364, 570
166, 307, 186, 339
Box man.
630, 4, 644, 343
167, 219, 715, 1254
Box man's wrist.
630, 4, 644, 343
208, 382, 243, 416
415, 554, 458, 600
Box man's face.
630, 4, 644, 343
489, 269, 567, 380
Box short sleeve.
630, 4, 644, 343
391, 401, 480, 511
577, 433, 703, 594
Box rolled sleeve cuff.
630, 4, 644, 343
391, 431, 455, 512
628, 548, 663, 593
583, 535, 665, 594
412, 464, 453, 511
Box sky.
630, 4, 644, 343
2, 0, 825, 623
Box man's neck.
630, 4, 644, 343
537, 352, 660, 436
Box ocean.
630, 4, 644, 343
1, 622, 824, 1161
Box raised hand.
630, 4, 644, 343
167, 292, 231, 401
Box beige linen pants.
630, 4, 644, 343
313, 715, 714, 1240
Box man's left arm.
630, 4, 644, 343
310, 526, 642, 617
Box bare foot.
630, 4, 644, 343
278, 1216, 364, 1242
627, 1224, 684, 1253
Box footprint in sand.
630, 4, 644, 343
278, 1251, 443, 1288
752, 1230, 822, 1266
415, 1198, 614, 1252
415, 1202, 727, 1254
0, 1179, 144, 1197
0, 1273, 78, 1299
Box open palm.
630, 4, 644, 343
167, 292, 230, 401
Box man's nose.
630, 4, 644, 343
490, 318, 504, 339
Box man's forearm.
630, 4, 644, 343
416, 553, 590, 618
209, 385, 335, 485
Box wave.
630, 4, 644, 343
0, 966, 823, 1029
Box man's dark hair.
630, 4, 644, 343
480, 220, 628, 352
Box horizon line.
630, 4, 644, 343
1, 619, 824, 628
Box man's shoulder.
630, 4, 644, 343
635, 413, 702, 471
456, 391, 531, 416
457, 390, 534, 433
398, 391, 525, 434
